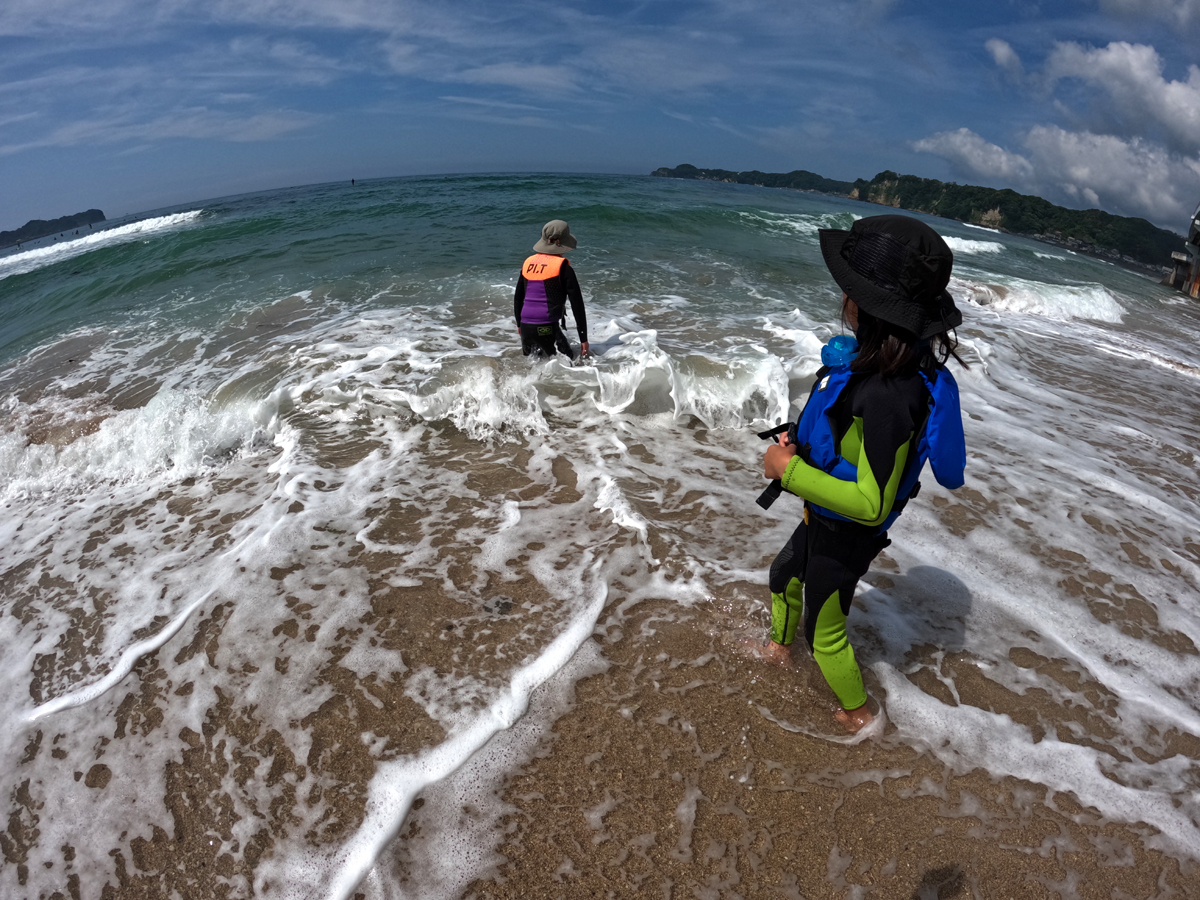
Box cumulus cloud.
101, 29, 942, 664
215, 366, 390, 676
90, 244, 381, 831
1023, 126, 1197, 223
913, 125, 1200, 228
986, 38, 1023, 79
920, 36, 1200, 228
1044, 41, 1200, 151
912, 128, 1035, 183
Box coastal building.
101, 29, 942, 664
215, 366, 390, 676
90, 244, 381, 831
1164, 200, 1200, 297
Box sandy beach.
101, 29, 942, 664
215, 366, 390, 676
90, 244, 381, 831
456, 594, 1197, 899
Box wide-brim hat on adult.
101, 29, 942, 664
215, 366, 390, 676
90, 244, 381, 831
533, 219, 578, 254
818, 214, 962, 339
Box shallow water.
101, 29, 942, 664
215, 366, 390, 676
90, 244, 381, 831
1, 174, 1198, 898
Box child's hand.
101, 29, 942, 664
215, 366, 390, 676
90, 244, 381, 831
764, 442, 797, 480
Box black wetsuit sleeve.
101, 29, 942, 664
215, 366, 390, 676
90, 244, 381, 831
848, 374, 926, 495
561, 261, 587, 342
514, 274, 527, 325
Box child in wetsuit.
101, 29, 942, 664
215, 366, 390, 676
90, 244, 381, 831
762, 215, 967, 734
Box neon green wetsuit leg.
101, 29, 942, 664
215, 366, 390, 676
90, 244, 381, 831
767, 519, 873, 711
811, 588, 867, 710
769, 577, 804, 645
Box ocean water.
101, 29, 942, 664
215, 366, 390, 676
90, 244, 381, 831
1, 173, 1198, 898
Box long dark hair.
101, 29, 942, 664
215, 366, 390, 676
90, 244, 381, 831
845, 306, 967, 377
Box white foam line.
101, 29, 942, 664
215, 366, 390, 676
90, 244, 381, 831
878, 666, 1200, 859
23, 592, 212, 723
944, 237, 1005, 255
1033, 614, 1200, 737
0, 210, 204, 280
314, 568, 608, 900
755, 704, 885, 746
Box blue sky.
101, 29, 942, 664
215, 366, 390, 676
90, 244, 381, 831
3, 0, 1200, 233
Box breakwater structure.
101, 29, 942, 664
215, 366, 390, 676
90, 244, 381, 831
1162, 200, 1200, 297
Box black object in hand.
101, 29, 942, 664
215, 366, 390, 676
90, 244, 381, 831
755, 422, 796, 510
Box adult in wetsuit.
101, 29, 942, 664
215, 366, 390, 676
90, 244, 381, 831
761, 215, 967, 734
514, 220, 589, 360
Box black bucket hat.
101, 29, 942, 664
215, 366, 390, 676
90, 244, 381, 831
818, 215, 962, 339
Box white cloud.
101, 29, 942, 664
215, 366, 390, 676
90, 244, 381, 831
1023, 126, 1196, 224
453, 63, 581, 95
913, 125, 1200, 229
224, 36, 349, 86
584, 37, 732, 94
986, 38, 1023, 79
1044, 41, 1200, 150
0, 0, 143, 36
920, 37, 1200, 228
0, 111, 40, 127
0, 107, 317, 155
181, 0, 424, 34
440, 96, 544, 112
912, 128, 1035, 183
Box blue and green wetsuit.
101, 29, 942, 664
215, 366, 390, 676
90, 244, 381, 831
770, 360, 963, 710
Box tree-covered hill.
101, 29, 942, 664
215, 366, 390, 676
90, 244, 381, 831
652, 164, 854, 196
1, 209, 106, 248
653, 164, 1183, 269
851, 172, 1180, 269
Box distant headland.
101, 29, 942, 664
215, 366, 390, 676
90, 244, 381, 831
652, 164, 1179, 272
1, 209, 106, 249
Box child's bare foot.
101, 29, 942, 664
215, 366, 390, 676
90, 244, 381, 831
834, 702, 875, 734
737, 637, 794, 667
759, 639, 793, 667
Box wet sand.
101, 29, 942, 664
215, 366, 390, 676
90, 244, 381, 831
450, 600, 1196, 899
6, 438, 1199, 899
10, 525, 1197, 899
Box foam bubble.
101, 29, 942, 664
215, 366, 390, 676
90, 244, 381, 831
401, 360, 548, 439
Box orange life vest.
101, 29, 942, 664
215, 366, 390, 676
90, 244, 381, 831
521, 253, 566, 281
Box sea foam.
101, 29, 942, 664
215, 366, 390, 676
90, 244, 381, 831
0, 210, 204, 280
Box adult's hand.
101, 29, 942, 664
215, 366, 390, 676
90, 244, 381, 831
580, 341, 590, 357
